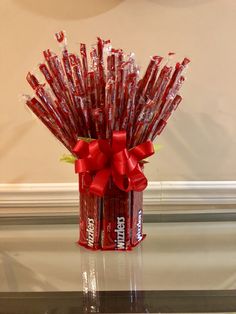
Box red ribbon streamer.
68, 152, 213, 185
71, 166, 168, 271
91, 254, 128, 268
73, 131, 154, 197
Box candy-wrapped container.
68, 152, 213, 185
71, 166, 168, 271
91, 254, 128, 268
78, 174, 144, 250
79, 179, 144, 250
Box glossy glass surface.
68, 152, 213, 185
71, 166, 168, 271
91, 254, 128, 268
0, 221, 236, 313
1, 222, 236, 292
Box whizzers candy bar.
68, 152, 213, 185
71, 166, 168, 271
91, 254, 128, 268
102, 181, 131, 250
131, 191, 145, 247
78, 174, 102, 250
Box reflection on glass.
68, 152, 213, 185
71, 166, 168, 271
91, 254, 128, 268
80, 245, 144, 312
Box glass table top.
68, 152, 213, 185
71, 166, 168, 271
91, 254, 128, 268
0, 221, 236, 313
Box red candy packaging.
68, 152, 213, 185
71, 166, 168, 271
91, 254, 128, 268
131, 191, 145, 247
102, 181, 132, 250
24, 31, 190, 250
78, 174, 102, 250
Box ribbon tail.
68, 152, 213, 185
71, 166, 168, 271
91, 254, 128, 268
112, 130, 127, 153
89, 168, 111, 197
129, 165, 148, 191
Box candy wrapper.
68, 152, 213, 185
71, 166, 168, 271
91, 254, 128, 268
78, 174, 102, 250
102, 180, 132, 250
24, 31, 190, 250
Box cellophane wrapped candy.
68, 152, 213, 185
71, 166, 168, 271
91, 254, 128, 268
24, 31, 190, 250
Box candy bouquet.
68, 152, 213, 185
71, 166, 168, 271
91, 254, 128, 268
25, 31, 189, 250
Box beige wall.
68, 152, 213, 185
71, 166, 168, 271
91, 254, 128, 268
1, 0, 236, 183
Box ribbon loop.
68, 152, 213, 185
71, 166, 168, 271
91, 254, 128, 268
73, 140, 89, 158
88, 140, 109, 170
130, 141, 154, 161
75, 157, 92, 173
112, 130, 126, 153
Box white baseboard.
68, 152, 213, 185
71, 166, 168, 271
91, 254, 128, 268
1, 181, 236, 216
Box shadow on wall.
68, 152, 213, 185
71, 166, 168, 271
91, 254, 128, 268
151, 0, 214, 8
164, 111, 231, 179
13, 0, 124, 20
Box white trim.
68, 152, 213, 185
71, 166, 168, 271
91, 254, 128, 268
146, 181, 236, 205
0, 183, 77, 208
0, 182, 236, 216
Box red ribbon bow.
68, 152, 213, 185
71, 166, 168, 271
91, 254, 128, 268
73, 131, 154, 197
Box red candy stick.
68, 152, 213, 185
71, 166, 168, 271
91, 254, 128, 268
26, 97, 74, 151
80, 43, 89, 91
